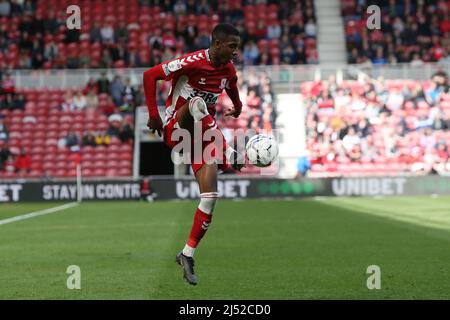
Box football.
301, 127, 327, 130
245, 134, 279, 167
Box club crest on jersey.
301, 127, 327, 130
199, 78, 206, 85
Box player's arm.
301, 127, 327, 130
143, 64, 167, 136
143, 57, 195, 135
224, 74, 243, 118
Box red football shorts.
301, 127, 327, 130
163, 116, 230, 175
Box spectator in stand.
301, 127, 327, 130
43, 9, 60, 35
115, 21, 128, 42
119, 95, 135, 114
119, 120, 134, 143
73, 90, 87, 110
97, 72, 110, 94
64, 131, 80, 149
100, 48, 113, 68
106, 120, 121, 137
254, 21, 267, 41
0, 0, 11, 17
410, 53, 425, 67
419, 127, 436, 149
110, 75, 125, 107
13, 147, 31, 174
110, 42, 128, 62
247, 89, 262, 117
0, 35, 8, 54
195, 30, 210, 50
82, 132, 97, 147
432, 71, 449, 93
100, 22, 115, 44
85, 89, 99, 109
242, 40, 259, 66
0, 143, 11, 170
2, 155, 15, 173
386, 87, 405, 110
0, 116, 8, 141
64, 27, 80, 44
84, 78, 98, 95
1, 72, 15, 97
436, 143, 449, 162
11, 93, 26, 110
425, 82, 442, 106
304, 19, 316, 38
123, 78, 136, 102
95, 132, 111, 146
162, 28, 177, 49
267, 21, 282, 40
342, 127, 361, 153
356, 118, 371, 138
126, 49, 142, 67
90, 21, 102, 43
61, 91, 75, 111
0, 94, 12, 110
149, 28, 163, 51
32, 52, 45, 69
43, 37, 58, 62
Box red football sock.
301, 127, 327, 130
186, 208, 213, 248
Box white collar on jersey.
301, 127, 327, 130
205, 49, 211, 61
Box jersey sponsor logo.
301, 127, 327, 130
189, 88, 220, 105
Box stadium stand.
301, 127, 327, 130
303, 71, 450, 177
0, 0, 317, 69
0, 72, 135, 179
341, 0, 450, 65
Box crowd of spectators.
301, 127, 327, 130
0, 70, 136, 176
0, 71, 26, 111
215, 69, 277, 138
0, 0, 317, 69
57, 73, 144, 115
0, 142, 32, 174
342, 0, 450, 65
304, 71, 450, 176
58, 114, 134, 152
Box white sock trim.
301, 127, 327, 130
183, 244, 196, 257
198, 192, 218, 214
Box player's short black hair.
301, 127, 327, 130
211, 23, 240, 42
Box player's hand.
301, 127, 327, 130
225, 107, 241, 118
147, 117, 163, 137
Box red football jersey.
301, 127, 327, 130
143, 49, 242, 123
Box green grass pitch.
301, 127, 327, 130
1, 196, 450, 299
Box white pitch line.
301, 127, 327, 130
0, 202, 79, 226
